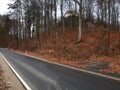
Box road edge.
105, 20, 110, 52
0, 52, 32, 90
14, 51, 120, 82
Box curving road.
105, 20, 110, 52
0, 48, 120, 90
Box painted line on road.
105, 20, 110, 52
15, 51, 120, 82
0, 53, 32, 90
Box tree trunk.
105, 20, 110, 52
54, 0, 59, 47
77, 0, 82, 43
78, 16, 82, 42
36, 7, 40, 49
107, 0, 111, 55
61, 0, 64, 32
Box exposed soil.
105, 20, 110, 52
0, 66, 9, 90
0, 55, 25, 90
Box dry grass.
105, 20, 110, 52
0, 67, 9, 90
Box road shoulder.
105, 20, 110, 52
0, 55, 25, 90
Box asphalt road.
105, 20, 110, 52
0, 48, 120, 90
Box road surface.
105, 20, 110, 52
0, 48, 120, 90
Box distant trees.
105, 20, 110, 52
0, 15, 11, 47
7, 0, 120, 53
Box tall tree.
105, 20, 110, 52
60, 0, 64, 32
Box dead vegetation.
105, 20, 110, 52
0, 66, 9, 90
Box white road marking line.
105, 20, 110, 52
0, 53, 32, 90
15, 51, 120, 82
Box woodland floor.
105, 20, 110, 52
10, 25, 120, 76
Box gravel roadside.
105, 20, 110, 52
0, 55, 25, 90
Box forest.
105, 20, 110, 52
0, 0, 120, 74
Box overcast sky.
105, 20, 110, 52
0, 0, 13, 15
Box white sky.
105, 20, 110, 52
0, 0, 12, 15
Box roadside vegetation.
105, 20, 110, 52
0, 66, 9, 90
